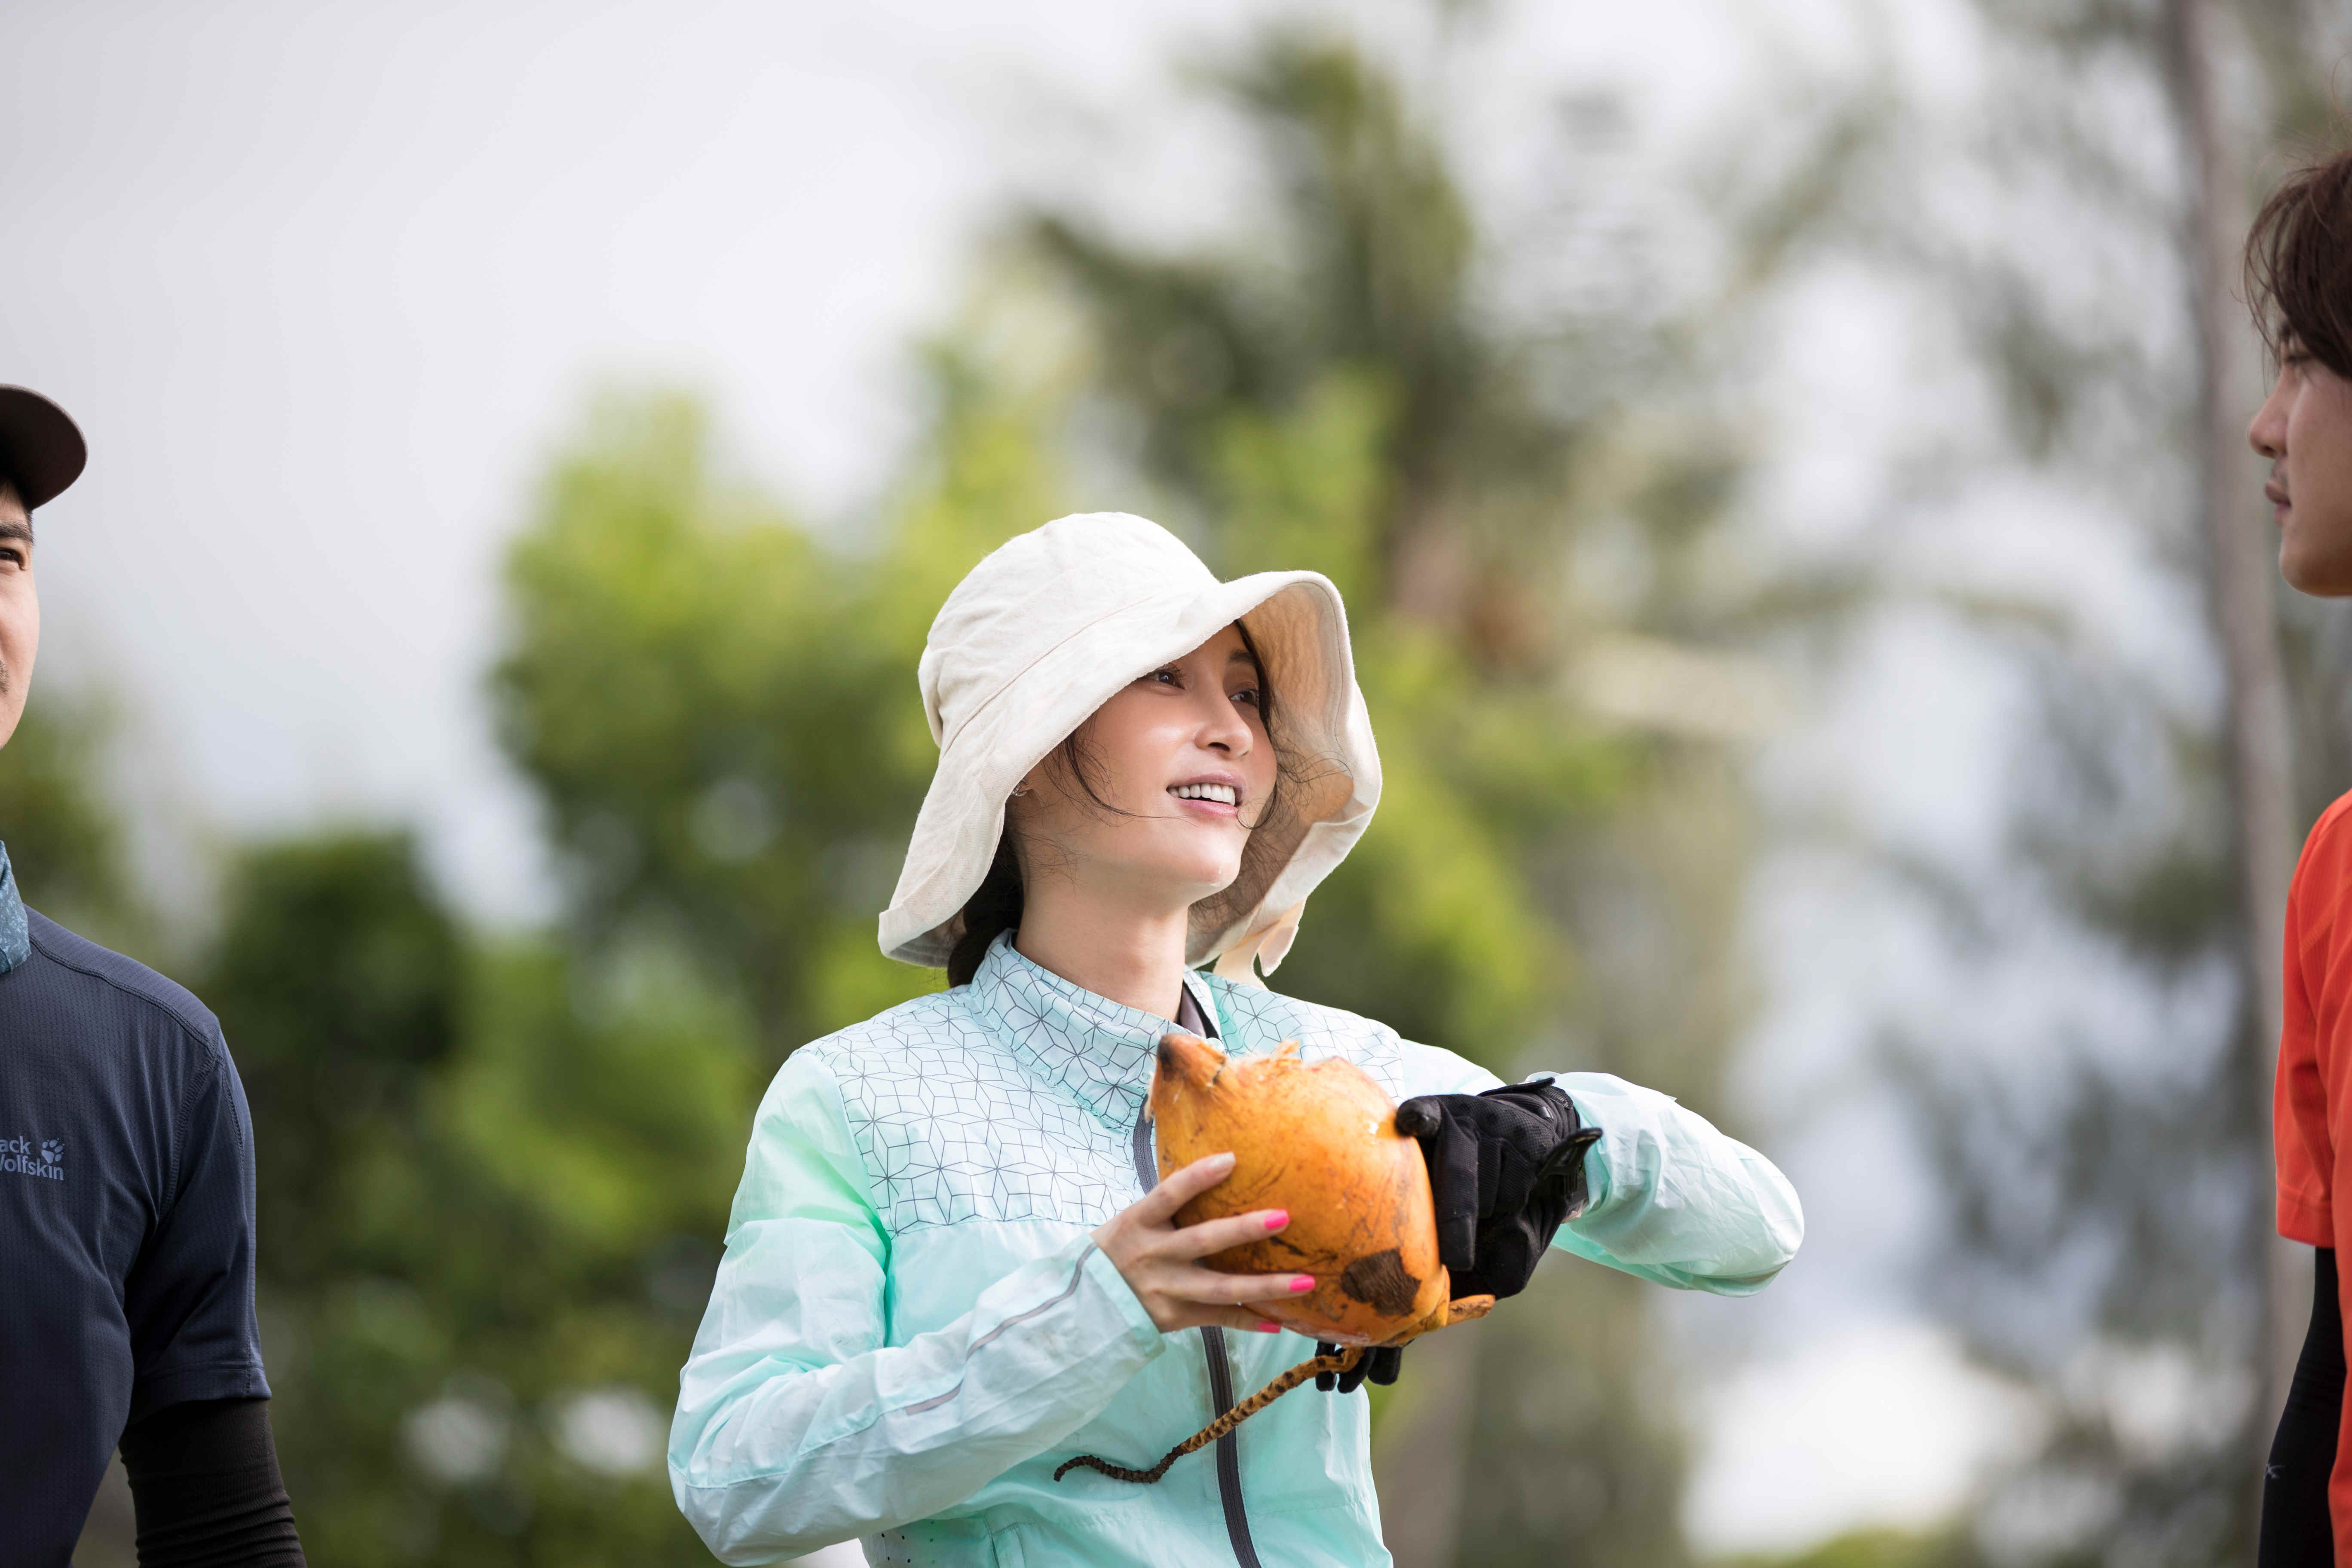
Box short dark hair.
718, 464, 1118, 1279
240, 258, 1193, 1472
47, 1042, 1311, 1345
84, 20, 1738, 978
2247, 143, 2352, 377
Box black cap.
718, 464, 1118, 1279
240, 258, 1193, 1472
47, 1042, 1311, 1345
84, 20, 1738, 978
0, 386, 87, 510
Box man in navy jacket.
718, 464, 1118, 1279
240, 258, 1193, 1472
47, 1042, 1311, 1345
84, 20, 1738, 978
0, 383, 306, 1566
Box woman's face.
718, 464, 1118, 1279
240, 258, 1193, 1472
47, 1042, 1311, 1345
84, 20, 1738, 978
1012, 624, 1278, 909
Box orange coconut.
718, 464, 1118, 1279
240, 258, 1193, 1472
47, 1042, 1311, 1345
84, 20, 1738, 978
1149, 1032, 1449, 1346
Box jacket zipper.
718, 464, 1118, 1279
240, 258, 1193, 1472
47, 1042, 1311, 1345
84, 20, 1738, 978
1133, 986, 1263, 1568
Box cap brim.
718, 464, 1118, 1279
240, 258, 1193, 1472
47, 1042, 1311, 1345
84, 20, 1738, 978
0, 386, 87, 510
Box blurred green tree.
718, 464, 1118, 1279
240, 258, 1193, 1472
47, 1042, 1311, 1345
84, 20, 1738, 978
0, 697, 141, 946
205, 830, 753, 1565
488, 392, 977, 1062
1728, 1527, 1984, 1568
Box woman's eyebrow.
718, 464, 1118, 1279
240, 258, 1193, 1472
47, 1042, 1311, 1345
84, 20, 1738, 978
1226, 648, 1260, 670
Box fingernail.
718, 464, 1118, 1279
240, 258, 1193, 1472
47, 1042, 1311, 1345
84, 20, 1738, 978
1289, 1275, 1315, 1294
1263, 1210, 1289, 1231
1254, 1320, 1281, 1333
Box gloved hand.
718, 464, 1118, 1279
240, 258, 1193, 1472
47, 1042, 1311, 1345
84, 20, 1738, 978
1315, 1342, 1402, 1394
1393, 1080, 1602, 1302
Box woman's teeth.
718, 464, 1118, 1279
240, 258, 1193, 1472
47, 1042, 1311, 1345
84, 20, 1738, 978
1170, 782, 1238, 806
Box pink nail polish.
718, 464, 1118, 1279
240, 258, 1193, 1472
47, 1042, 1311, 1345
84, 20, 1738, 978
1289, 1275, 1315, 1294
1254, 1321, 1280, 1333
1263, 1211, 1289, 1231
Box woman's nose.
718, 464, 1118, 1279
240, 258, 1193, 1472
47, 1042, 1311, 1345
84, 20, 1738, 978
2250, 376, 2289, 459
1201, 695, 1253, 752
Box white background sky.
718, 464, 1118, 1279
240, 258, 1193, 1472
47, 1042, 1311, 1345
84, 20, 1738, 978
5, 0, 2062, 1556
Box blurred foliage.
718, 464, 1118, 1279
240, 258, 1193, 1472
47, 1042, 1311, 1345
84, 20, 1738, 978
0, 696, 140, 944
207, 831, 755, 1563
490, 393, 951, 1059
1724, 1526, 1984, 1568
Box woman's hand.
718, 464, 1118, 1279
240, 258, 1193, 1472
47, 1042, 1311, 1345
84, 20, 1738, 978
1093, 1152, 1314, 1334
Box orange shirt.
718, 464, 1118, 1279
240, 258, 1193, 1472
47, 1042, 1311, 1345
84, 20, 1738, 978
2275, 791, 2352, 1552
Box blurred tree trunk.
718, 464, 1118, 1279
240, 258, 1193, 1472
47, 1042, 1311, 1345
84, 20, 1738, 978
2158, 0, 2303, 1478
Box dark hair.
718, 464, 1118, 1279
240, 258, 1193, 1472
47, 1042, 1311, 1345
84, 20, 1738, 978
943, 622, 1283, 987
947, 832, 1026, 986
2247, 143, 2352, 378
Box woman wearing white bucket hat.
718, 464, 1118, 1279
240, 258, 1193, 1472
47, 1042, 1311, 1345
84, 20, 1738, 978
669, 513, 1802, 1567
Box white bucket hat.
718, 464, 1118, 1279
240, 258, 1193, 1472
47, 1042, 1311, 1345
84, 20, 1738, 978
879, 511, 1381, 980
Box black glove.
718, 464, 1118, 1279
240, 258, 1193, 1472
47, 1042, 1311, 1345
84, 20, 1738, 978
1315, 1342, 1402, 1394
1394, 1079, 1602, 1302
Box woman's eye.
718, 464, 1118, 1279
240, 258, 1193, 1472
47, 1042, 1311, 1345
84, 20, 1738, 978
1234, 687, 1262, 708
1147, 668, 1181, 686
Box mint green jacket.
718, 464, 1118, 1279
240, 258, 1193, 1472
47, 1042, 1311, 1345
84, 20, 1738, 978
669, 935, 1802, 1567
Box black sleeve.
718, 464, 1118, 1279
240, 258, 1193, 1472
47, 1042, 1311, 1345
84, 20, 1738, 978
2262, 1248, 2343, 1566
120, 1396, 306, 1567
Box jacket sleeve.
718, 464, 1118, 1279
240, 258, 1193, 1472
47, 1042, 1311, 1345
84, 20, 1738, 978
668, 1050, 1169, 1565
1397, 1043, 1804, 1297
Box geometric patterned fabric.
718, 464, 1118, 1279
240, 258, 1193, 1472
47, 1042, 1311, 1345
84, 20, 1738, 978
800, 933, 1411, 1237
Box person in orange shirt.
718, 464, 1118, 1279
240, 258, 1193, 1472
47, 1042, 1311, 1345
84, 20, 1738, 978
2253, 146, 2352, 1563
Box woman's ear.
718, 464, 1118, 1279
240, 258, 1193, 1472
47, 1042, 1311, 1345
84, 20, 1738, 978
1014, 753, 1060, 799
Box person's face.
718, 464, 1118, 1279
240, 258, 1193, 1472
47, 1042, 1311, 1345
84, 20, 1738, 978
0, 483, 37, 750
1011, 624, 1279, 910
2249, 336, 2352, 595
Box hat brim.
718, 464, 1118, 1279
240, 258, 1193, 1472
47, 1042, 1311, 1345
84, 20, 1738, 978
879, 568, 1380, 971
0, 386, 87, 511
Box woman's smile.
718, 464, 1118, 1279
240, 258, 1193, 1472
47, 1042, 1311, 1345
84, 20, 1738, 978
1169, 776, 1243, 816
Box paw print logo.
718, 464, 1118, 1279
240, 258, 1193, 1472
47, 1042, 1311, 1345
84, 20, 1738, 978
39, 1140, 62, 1165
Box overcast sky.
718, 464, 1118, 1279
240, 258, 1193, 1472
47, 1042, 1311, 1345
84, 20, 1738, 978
4, 0, 2041, 1555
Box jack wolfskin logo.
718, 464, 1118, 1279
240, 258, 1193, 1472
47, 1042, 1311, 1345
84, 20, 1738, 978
0, 1135, 63, 1182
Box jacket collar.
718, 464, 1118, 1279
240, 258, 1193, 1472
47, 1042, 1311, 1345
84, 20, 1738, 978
968, 932, 1220, 1128
0, 843, 26, 977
